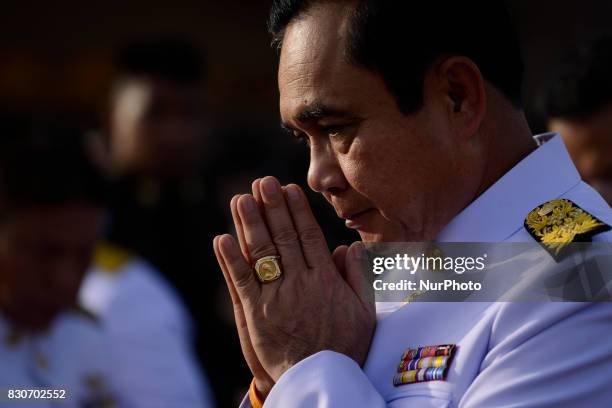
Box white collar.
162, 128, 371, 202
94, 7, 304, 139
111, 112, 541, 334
435, 133, 581, 242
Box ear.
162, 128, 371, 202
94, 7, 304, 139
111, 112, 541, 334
435, 56, 486, 140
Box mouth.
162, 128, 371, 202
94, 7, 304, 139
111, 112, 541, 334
341, 208, 375, 229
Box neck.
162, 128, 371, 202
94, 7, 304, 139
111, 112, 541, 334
475, 102, 536, 198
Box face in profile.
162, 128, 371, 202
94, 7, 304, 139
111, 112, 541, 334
548, 105, 612, 205
0, 202, 104, 331
110, 77, 205, 180
277, 3, 481, 242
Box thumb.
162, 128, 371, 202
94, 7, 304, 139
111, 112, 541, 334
332, 245, 349, 279
345, 241, 375, 315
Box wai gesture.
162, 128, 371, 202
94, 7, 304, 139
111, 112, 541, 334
213, 176, 376, 397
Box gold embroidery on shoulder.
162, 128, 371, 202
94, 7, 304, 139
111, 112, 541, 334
524, 199, 610, 260
93, 241, 132, 273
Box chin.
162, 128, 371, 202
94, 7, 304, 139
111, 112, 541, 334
357, 217, 426, 242
358, 228, 406, 242
358, 230, 384, 242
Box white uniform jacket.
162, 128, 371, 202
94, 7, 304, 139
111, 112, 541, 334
0, 311, 117, 407
80, 244, 215, 407
242, 134, 612, 407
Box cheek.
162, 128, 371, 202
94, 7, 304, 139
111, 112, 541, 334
345, 137, 423, 209
338, 152, 409, 232
342, 133, 400, 189
349, 148, 450, 239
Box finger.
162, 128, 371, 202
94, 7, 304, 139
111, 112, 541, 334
230, 195, 250, 262
251, 179, 269, 242
236, 194, 283, 264
253, 178, 307, 271
284, 183, 332, 268
252, 178, 270, 225
345, 241, 376, 315
230, 178, 266, 262
214, 236, 274, 385
238, 193, 305, 280
332, 245, 349, 280
218, 234, 261, 304
252, 178, 264, 211
214, 235, 256, 360
214, 235, 241, 307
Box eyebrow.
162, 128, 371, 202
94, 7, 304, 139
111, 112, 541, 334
281, 102, 352, 133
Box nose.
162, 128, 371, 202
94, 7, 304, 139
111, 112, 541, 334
307, 142, 347, 194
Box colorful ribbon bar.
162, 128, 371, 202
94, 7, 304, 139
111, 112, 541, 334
400, 344, 455, 362
397, 355, 449, 373
393, 367, 448, 386
394, 344, 456, 386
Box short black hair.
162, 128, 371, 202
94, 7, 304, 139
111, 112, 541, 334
115, 37, 206, 85
0, 117, 110, 216
538, 34, 612, 121
268, 0, 524, 113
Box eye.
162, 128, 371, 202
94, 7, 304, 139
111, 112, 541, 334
293, 131, 311, 147
323, 123, 360, 153
322, 125, 344, 138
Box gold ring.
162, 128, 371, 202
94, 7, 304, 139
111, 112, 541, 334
254, 255, 282, 283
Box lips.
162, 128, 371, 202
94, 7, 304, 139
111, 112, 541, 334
341, 208, 374, 229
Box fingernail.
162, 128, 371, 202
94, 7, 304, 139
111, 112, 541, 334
352, 243, 367, 260
240, 195, 256, 213
262, 177, 279, 195
220, 235, 234, 251
286, 185, 300, 202
352, 245, 362, 259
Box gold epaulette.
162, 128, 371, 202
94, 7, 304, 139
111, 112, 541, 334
524, 199, 611, 260
93, 241, 132, 273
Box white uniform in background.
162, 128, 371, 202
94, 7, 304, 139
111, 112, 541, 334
0, 310, 118, 408
79, 243, 215, 408
242, 133, 612, 407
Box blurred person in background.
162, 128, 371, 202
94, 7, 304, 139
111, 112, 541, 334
108, 38, 207, 184
0, 118, 118, 406
104, 38, 247, 404
0, 117, 214, 407
538, 34, 612, 205
80, 237, 214, 407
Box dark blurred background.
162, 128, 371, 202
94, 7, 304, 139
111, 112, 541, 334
1, 1, 611, 131
1, 1, 611, 406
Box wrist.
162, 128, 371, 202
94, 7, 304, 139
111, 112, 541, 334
249, 378, 269, 408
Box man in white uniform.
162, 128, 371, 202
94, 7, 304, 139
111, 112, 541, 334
0, 120, 118, 407
213, 1, 612, 407
80, 242, 215, 407
538, 34, 612, 205
0, 311, 116, 408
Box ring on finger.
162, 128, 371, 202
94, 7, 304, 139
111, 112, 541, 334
254, 255, 283, 283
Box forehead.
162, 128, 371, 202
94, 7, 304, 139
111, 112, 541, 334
278, 2, 364, 121
113, 78, 200, 113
